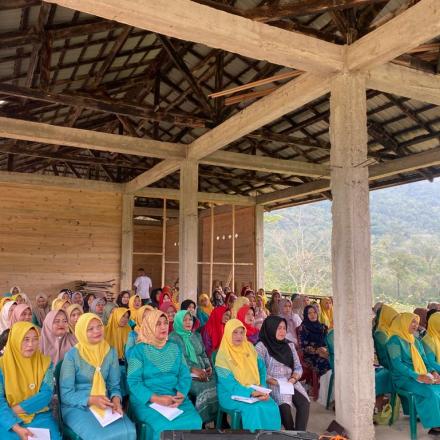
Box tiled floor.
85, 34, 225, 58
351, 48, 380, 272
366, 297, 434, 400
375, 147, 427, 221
307, 401, 434, 439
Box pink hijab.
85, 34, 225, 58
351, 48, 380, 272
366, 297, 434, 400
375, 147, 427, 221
39, 310, 77, 365
10, 304, 32, 326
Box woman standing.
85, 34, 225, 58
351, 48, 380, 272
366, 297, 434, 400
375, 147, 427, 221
256, 316, 310, 431
215, 319, 281, 431
0, 322, 61, 439
60, 313, 136, 439
169, 311, 218, 424
127, 310, 202, 440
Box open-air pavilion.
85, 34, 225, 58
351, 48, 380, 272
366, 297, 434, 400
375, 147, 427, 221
0, 1, 439, 439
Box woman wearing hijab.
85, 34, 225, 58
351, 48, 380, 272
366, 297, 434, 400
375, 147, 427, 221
32, 294, 50, 327
386, 312, 440, 435
10, 304, 33, 326
83, 293, 96, 313
128, 294, 141, 326
298, 305, 330, 376
160, 302, 177, 333
201, 306, 231, 358
116, 291, 130, 308
374, 304, 398, 369
70, 292, 84, 307
51, 297, 71, 312
230, 296, 250, 319
254, 293, 269, 330
197, 293, 213, 327
215, 319, 281, 431
89, 297, 106, 321
0, 297, 12, 311
0, 322, 61, 439
414, 308, 429, 338
125, 305, 154, 359
0, 301, 17, 334
127, 309, 202, 440
237, 305, 259, 344
256, 315, 310, 430
319, 297, 334, 329
169, 311, 218, 424
211, 288, 225, 308
102, 301, 117, 326
279, 298, 302, 346
40, 310, 77, 366
66, 304, 83, 334
422, 312, 440, 372
60, 313, 136, 439
181, 299, 201, 331
150, 288, 162, 309
9, 286, 21, 296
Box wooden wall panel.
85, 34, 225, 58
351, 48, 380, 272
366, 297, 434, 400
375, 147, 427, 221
0, 183, 122, 299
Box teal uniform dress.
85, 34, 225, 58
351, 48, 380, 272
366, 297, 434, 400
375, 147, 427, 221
374, 330, 391, 369
387, 335, 440, 429
127, 341, 202, 440
60, 347, 136, 440
215, 356, 281, 431
0, 366, 61, 440
422, 337, 440, 372
125, 330, 137, 359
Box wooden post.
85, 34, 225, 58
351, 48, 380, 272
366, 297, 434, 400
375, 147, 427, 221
120, 194, 134, 291
231, 205, 235, 292
330, 73, 375, 440
209, 204, 214, 293
179, 160, 198, 302
161, 198, 167, 287
255, 204, 265, 290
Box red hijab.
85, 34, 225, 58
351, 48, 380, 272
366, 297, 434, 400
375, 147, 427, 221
203, 305, 229, 353
237, 305, 259, 339
159, 302, 176, 333
158, 291, 172, 308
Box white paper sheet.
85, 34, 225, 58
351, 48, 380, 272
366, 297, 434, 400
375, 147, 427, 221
90, 407, 123, 427
231, 395, 259, 404
150, 403, 183, 421
28, 428, 51, 440
191, 372, 199, 378
277, 378, 295, 395
250, 384, 272, 394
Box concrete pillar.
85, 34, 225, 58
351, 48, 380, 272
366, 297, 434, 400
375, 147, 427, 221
179, 159, 199, 302
330, 73, 375, 440
120, 194, 134, 291
255, 205, 265, 290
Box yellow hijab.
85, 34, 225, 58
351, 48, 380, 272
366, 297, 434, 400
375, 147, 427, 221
215, 318, 260, 386
75, 313, 110, 416
376, 304, 398, 337
105, 308, 131, 359
137, 309, 168, 348
389, 312, 427, 375
0, 322, 51, 424
51, 298, 70, 311
319, 297, 334, 329
128, 295, 141, 317
424, 312, 440, 362
230, 296, 249, 319
198, 293, 213, 316
134, 305, 154, 333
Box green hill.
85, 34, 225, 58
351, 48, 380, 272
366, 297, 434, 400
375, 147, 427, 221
264, 179, 440, 306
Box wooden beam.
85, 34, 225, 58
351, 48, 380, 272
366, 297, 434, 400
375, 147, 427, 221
200, 150, 330, 178
0, 117, 187, 160
133, 207, 179, 218
366, 63, 440, 106
347, 0, 440, 71
0, 0, 40, 10
47, 0, 344, 73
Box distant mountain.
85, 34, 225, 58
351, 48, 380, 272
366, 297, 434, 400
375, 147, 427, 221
264, 179, 440, 305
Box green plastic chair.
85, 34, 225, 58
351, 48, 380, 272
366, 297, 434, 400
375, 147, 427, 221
53, 361, 82, 440
126, 402, 149, 440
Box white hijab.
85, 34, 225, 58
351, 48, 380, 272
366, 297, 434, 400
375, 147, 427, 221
0, 301, 17, 333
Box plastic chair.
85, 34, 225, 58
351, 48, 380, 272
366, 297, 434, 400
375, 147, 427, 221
211, 351, 242, 430
389, 388, 417, 440
126, 402, 149, 440
53, 361, 82, 440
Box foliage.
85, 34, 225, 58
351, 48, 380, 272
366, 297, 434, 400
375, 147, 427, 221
264, 179, 440, 306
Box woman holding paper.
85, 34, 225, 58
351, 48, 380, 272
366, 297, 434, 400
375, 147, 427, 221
127, 309, 202, 440
215, 318, 281, 431
169, 310, 218, 424
0, 321, 61, 440
59, 313, 136, 440
386, 312, 440, 435
256, 315, 310, 431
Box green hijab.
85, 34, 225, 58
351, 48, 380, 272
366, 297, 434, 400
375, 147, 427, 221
173, 310, 197, 364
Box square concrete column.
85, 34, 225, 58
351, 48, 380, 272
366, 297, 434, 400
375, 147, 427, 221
255, 205, 265, 290
330, 73, 375, 440
120, 194, 134, 291
179, 159, 199, 302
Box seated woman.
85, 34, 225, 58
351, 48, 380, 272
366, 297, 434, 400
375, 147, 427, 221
89, 297, 106, 322
127, 309, 202, 440
169, 310, 218, 425
202, 306, 231, 358
128, 294, 142, 328
422, 312, 440, 371
211, 288, 225, 307
116, 291, 130, 309
256, 316, 310, 431
0, 302, 17, 353
414, 307, 428, 339
224, 292, 237, 310
32, 294, 50, 327
374, 304, 398, 369
197, 294, 213, 327
215, 319, 281, 431
279, 298, 302, 346
237, 305, 259, 344
254, 293, 269, 330
40, 310, 77, 366
83, 294, 96, 313
319, 297, 334, 329
66, 304, 83, 336
10, 304, 33, 326
268, 290, 281, 315
105, 308, 131, 396
70, 292, 84, 307
0, 322, 61, 440
51, 298, 71, 312
160, 302, 177, 333
125, 305, 154, 359
387, 312, 440, 435
298, 305, 330, 376
230, 296, 249, 319
180, 299, 201, 331
60, 313, 136, 440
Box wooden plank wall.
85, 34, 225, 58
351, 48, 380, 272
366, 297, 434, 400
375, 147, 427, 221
0, 183, 122, 300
